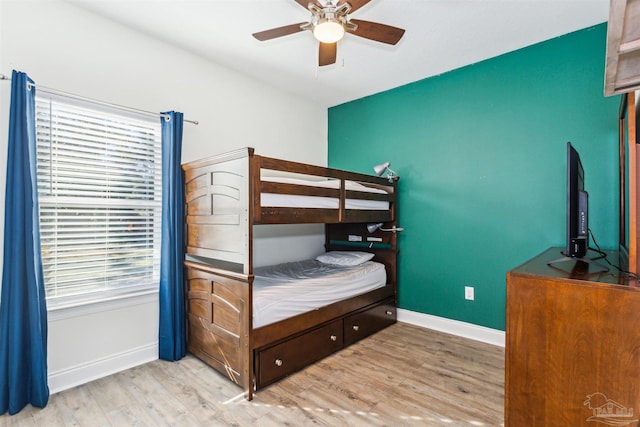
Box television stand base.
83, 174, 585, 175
547, 252, 609, 274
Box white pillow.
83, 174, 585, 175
315, 251, 374, 266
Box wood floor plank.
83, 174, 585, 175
0, 322, 505, 426
52, 384, 110, 427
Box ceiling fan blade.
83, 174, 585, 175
293, 0, 322, 9
252, 22, 307, 41
338, 0, 371, 13
319, 42, 337, 66
347, 19, 405, 45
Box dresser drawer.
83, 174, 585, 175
344, 298, 396, 346
257, 321, 343, 388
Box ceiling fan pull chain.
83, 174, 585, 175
314, 43, 319, 79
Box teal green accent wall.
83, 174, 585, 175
328, 24, 619, 331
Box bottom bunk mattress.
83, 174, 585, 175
252, 259, 386, 328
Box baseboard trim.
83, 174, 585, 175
48, 312, 503, 394
48, 343, 158, 394
397, 309, 505, 348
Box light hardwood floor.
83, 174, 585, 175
0, 323, 505, 426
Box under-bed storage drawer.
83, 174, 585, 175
344, 298, 396, 346
257, 320, 343, 388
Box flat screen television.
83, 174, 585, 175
548, 142, 608, 272
566, 141, 588, 258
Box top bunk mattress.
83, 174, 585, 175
252, 259, 386, 328
261, 176, 390, 210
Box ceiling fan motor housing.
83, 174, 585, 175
300, 1, 355, 33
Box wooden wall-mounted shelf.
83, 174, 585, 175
619, 92, 638, 273
605, 0, 640, 96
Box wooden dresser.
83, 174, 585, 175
506, 247, 640, 426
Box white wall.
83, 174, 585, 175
0, 0, 327, 393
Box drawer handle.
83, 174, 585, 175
330, 335, 337, 342
385, 310, 393, 316
275, 359, 283, 367
352, 325, 359, 331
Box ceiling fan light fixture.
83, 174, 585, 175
252, 0, 405, 67
313, 19, 345, 43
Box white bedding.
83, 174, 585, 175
260, 176, 389, 210
252, 259, 386, 328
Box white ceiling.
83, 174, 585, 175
67, 0, 609, 108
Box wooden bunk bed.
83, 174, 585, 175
182, 147, 399, 400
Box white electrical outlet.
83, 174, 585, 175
465, 286, 475, 301
348, 235, 362, 242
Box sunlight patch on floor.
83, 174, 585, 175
222, 392, 245, 405
227, 392, 498, 425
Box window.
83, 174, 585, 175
35, 95, 162, 307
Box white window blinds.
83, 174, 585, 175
35, 95, 162, 305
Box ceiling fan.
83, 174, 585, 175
252, 0, 405, 67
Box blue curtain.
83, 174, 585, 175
158, 111, 186, 361
0, 71, 49, 414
